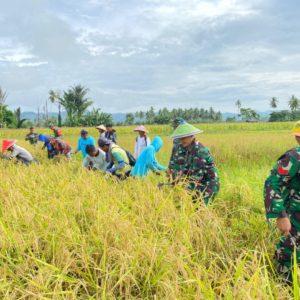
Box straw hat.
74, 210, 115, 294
2, 139, 16, 152
134, 125, 148, 133
170, 123, 203, 139
96, 125, 106, 131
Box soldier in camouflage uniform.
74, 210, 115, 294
25, 127, 39, 145
264, 121, 300, 281
168, 122, 219, 205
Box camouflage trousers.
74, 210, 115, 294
275, 219, 300, 277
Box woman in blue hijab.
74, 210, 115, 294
131, 136, 167, 177
38, 134, 57, 159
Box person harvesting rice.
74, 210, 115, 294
25, 127, 39, 145
1, 140, 35, 165
38, 135, 57, 159
168, 122, 219, 205
74, 129, 95, 158
49, 138, 72, 159
133, 125, 151, 159
98, 138, 132, 179
131, 136, 166, 177
264, 121, 300, 283
50, 125, 62, 138
96, 125, 107, 139
105, 124, 117, 143
83, 144, 108, 171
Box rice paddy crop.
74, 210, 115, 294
0, 123, 297, 299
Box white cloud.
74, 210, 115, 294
1, 0, 300, 112
16, 61, 48, 68
0, 42, 48, 68
152, 0, 258, 20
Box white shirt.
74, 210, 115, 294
134, 136, 151, 159
10, 145, 33, 162
83, 148, 108, 171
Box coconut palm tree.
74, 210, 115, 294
288, 95, 299, 112
14, 107, 27, 128
0, 87, 8, 127
49, 90, 62, 126
58, 85, 93, 126
270, 97, 279, 109
235, 100, 241, 119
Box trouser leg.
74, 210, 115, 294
275, 225, 300, 282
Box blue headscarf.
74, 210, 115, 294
131, 136, 166, 177
38, 134, 53, 151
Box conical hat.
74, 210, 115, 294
170, 123, 203, 139
2, 139, 16, 152
293, 121, 300, 136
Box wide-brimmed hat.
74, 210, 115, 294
292, 121, 300, 137
96, 125, 106, 131
134, 125, 148, 133
170, 123, 203, 139
2, 139, 16, 152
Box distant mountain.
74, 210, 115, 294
21, 111, 126, 123
112, 113, 126, 123
21, 111, 272, 123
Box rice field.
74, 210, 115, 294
0, 122, 298, 299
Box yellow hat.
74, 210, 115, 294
292, 121, 300, 136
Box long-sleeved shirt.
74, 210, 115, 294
264, 147, 300, 221
9, 145, 34, 164
108, 144, 131, 174
134, 136, 151, 159
168, 140, 219, 204
83, 149, 108, 171
76, 136, 95, 157
51, 139, 72, 156
131, 136, 166, 177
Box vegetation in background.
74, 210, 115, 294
2, 84, 300, 127
125, 106, 223, 125
13, 107, 27, 129
49, 90, 62, 127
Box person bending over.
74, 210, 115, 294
2, 140, 35, 165
131, 136, 166, 177
168, 122, 219, 205
83, 144, 108, 171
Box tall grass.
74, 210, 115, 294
0, 123, 297, 298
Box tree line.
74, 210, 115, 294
231, 96, 300, 122
1, 84, 300, 128
0, 85, 222, 128
0, 85, 113, 128
124, 107, 222, 125
268, 96, 300, 122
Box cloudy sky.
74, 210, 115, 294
1, 0, 300, 113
